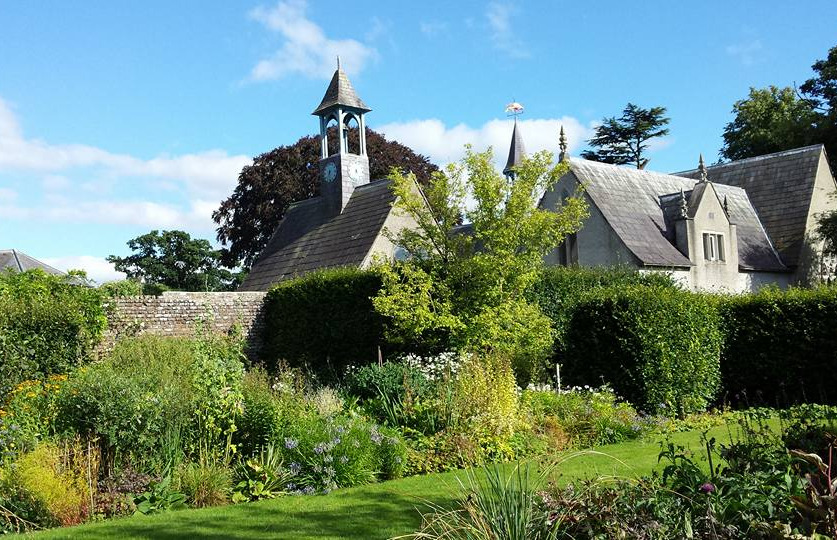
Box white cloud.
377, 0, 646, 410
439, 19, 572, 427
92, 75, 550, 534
726, 39, 762, 66
375, 116, 593, 168
0, 97, 250, 215
486, 2, 529, 58
42, 255, 126, 284
248, 0, 377, 81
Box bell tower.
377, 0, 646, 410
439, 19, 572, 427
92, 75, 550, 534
312, 59, 371, 215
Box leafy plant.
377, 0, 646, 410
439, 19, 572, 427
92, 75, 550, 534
232, 444, 290, 503
133, 475, 186, 515
176, 461, 231, 508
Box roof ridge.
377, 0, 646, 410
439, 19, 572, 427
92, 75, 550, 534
673, 144, 824, 175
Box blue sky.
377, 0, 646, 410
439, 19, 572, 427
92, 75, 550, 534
1, 1, 835, 281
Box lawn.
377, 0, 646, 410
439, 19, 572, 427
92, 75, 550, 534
24, 423, 738, 540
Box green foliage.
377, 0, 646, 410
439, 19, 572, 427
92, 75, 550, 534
0, 269, 106, 397
262, 267, 388, 382
231, 443, 290, 503
55, 332, 245, 472
719, 286, 837, 406
107, 229, 241, 292
176, 462, 231, 508
720, 86, 819, 162
97, 279, 143, 297
580, 102, 670, 169
560, 286, 722, 415
722, 45, 837, 172
132, 475, 186, 515
411, 463, 550, 540
521, 387, 644, 447
0, 376, 66, 462
3, 443, 91, 528
375, 147, 588, 384
528, 265, 676, 378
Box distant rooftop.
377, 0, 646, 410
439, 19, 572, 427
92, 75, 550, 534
0, 249, 66, 275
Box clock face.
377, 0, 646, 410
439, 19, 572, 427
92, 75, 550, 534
348, 162, 362, 181
322, 162, 337, 183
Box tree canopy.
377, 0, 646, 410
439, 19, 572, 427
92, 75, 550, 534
107, 230, 240, 292
372, 147, 588, 384
720, 45, 837, 171
213, 128, 439, 269
580, 103, 670, 169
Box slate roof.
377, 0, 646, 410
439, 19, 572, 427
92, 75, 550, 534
503, 120, 526, 176
563, 159, 786, 271
0, 249, 66, 275
312, 68, 371, 115
239, 180, 397, 290
675, 145, 825, 267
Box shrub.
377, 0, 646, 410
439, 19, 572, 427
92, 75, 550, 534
0, 269, 106, 397
0, 376, 66, 463
176, 462, 231, 508
262, 268, 387, 382
231, 443, 290, 503
559, 286, 722, 416
98, 279, 143, 297
719, 286, 837, 406
521, 386, 644, 447
528, 265, 676, 348
6, 443, 92, 527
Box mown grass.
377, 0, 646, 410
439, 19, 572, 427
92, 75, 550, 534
25, 424, 740, 540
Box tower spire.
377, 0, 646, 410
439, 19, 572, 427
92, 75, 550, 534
558, 125, 568, 162
698, 153, 708, 183
503, 101, 526, 180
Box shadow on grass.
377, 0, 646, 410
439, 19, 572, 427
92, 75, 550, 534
36, 488, 457, 540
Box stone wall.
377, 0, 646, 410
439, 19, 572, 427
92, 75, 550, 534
100, 291, 267, 359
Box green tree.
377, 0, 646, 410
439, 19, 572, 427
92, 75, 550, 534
581, 103, 670, 169
372, 147, 588, 383
719, 86, 818, 162
107, 230, 240, 292
800, 44, 837, 172
213, 128, 439, 269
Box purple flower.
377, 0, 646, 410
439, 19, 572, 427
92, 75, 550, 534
289, 462, 301, 474
699, 482, 715, 494
371, 430, 383, 445
314, 442, 326, 454
285, 438, 298, 450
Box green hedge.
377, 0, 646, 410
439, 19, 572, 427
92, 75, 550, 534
262, 268, 387, 381
0, 270, 106, 397
719, 287, 837, 406
559, 286, 722, 415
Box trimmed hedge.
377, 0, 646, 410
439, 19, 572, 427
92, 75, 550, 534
559, 286, 722, 416
719, 286, 837, 406
0, 270, 106, 397
262, 268, 387, 381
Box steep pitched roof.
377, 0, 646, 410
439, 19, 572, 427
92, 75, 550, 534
563, 159, 785, 271
675, 145, 825, 267
240, 180, 397, 290
0, 249, 66, 275
503, 120, 526, 176
312, 68, 371, 115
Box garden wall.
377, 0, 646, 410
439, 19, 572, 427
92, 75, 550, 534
99, 291, 267, 360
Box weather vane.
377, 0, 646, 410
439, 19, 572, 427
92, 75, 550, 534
505, 100, 524, 117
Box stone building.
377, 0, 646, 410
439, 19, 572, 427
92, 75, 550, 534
240, 65, 419, 291
538, 139, 837, 292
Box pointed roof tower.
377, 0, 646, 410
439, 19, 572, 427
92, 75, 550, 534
312, 59, 371, 115
503, 119, 527, 178
558, 125, 569, 162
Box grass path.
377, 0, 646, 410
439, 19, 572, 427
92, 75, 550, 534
26, 424, 737, 539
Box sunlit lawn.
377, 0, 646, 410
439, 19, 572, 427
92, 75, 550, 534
26, 423, 739, 540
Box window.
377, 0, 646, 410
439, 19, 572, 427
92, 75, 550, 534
703, 233, 725, 262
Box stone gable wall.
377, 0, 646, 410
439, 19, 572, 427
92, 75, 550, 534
99, 291, 267, 360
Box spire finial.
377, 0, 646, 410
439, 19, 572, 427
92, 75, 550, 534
679, 187, 688, 218
698, 153, 708, 183
559, 125, 568, 162
337, 55, 341, 70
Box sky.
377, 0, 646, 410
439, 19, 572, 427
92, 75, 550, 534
1, 1, 835, 282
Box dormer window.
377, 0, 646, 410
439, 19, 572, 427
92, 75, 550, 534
703, 233, 725, 262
